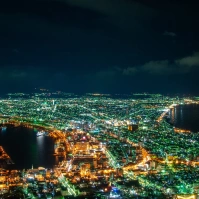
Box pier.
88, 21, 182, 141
0, 146, 14, 166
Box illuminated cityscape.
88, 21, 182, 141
1, 0, 199, 198
0, 92, 199, 198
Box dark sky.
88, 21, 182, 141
0, 0, 199, 94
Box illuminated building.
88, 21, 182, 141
128, 124, 138, 131
116, 168, 123, 177
175, 195, 196, 199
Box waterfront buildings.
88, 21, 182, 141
0, 92, 199, 198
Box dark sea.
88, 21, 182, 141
168, 104, 199, 132
0, 125, 57, 169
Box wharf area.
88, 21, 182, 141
0, 146, 14, 166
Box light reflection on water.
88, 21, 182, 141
169, 104, 199, 132
171, 108, 175, 124
0, 126, 56, 169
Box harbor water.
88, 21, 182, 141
169, 104, 199, 132
0, 125, 56, 169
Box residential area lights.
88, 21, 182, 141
0, 93, 199, 198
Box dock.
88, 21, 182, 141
0, 146, 14, 165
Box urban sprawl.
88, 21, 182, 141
0, 92, 199, 199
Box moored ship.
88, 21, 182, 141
36, 131, 45, 137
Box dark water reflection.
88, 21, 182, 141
169, 104, 199, 132
0, 125, 56, 169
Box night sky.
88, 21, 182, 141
0, 0, 199, 95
